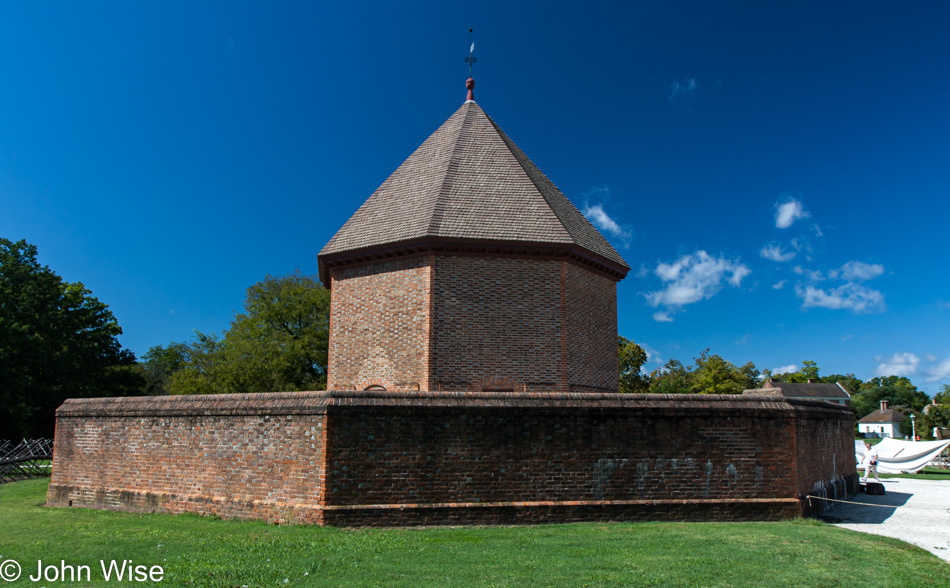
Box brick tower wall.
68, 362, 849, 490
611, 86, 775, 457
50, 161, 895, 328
429, 256, 564, 392
326, 256, 433, 392
327, 254, 620, 393
565, 262, 619, 392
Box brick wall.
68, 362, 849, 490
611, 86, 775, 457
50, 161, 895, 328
48, 392, 857, 526
48, 393, 329, 524
328, 255, 620, 394
792, 404, 857, 513
327, 257, 432, 392
429, 256, 563, 392
564, 262, 618, 392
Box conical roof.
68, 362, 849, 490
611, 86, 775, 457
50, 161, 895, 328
319, 100, 629, 282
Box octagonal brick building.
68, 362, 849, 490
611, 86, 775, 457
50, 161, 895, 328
318, 89, 630, 394
48, 81, 857, 528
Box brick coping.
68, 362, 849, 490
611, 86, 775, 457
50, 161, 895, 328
55, 390, 852, 418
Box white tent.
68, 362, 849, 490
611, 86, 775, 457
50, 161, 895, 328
855, 438, 950, 474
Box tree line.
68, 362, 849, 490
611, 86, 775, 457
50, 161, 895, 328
3, 237, 948, 440
1, 238, 329, 439
619, 337, 949, 439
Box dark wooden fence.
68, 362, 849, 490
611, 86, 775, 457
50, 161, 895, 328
0, 439, 53, 483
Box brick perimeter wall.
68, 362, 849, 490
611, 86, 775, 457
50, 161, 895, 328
326, 410, 791, 506
793, 407, 857, 513
48, 403, 327, 524
48, 392, 856, 526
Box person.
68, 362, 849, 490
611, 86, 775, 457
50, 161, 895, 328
862, 442, 880, 483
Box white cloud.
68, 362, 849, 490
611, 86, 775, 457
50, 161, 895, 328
873, 352, 920, 377
926, 358, 950, 383
775, 198, 810, 229
842, 334, 853, 341
760, 243, 796, 262
772, 364, 799, 375
829, 261, 885, 282
772, 280, 787, 290
792, 265, 824, 282
797, 283, 886, 313
926, 353, 939, 362
640, 342, 662, 364
668, 78, 699, 101
645, 251, 750, 320
795, 260, 886, 314
652, 311, 674, 323
582, 203, 633, 248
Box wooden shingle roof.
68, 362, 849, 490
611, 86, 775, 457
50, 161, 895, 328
858, 408, 905, 424
763, 381, 852, 401
318, 100, 629, 284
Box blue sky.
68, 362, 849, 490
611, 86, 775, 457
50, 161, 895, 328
2, 2, 948, 393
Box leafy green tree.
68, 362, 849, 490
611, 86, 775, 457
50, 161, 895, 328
0, 238, 143, 439
141, 342, 190, 395
933, 384, 950, 405
850, 376, 929, 419
800, 360, 820, 381
820, 373, 863, 396
618, 336, 649, 393
898, 409, 925, 440
648, 359, 694, 394
691, 349, 745, 394
770, 361, 820, 383
921, 404, 950, 441
737, 361, 761, 390
167, 271, 330, 395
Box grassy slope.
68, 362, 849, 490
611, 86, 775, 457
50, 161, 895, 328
1, 480, 948, 587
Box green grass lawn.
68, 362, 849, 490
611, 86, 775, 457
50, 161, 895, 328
1, 480, 948, 587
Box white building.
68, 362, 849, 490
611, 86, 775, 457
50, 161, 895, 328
858, 400, 905, 438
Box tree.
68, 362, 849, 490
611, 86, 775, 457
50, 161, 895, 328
921, 404, 950, 441
164, 271, 330, 395
0, 238, 143, 439
691, 349, 745, 394
648, 359, 693, 395
618, 336, 649, 393
821, 373, 863, 396
141, 342, 191, 395
770, 360, 820, 383
933, 384, 950, 406
737, 361, 761, 390
849, 375, 929, 419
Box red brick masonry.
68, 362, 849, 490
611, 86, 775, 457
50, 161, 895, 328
327, 256, 620, 394
47, 391, 857, 526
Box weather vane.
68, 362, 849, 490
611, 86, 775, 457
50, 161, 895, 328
465, 28, 476, 77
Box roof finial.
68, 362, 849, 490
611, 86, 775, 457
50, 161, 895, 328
465, 28, 476, 102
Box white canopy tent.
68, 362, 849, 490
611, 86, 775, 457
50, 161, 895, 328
855, 438, 950, 474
